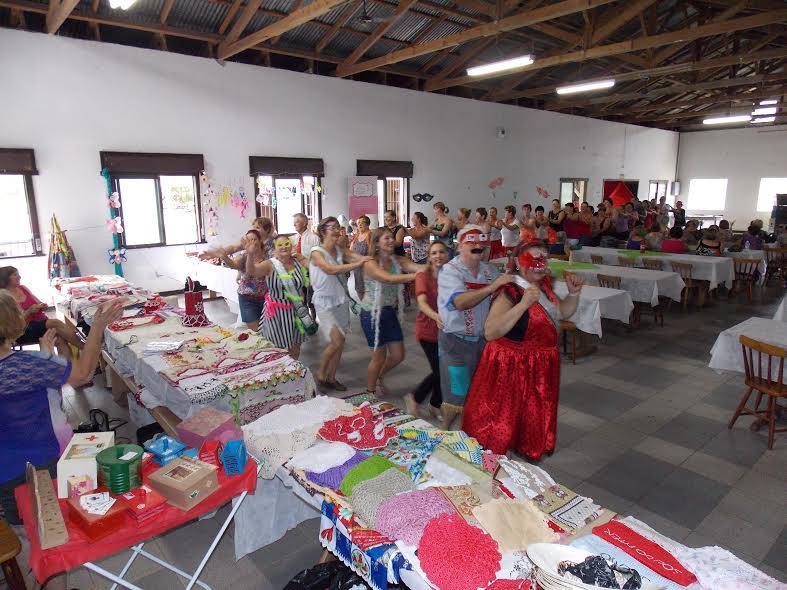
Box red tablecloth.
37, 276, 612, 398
15, 460, 258, 583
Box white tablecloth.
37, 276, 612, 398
774, 295, 787, 322
570, 247, 734, 290
187, 258, 241, 314
559, 263, 685, 306
709, 317, 787, 373
553, 281, 634, 337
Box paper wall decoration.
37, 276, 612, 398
101, 167, 124, 277
536, 186, 550, 199
200, 170, 220, 237
108, 248, 127, 265
348, 175, 378, 220
48, 214, 81, 280
106, 217, 124, 233
488, 177, 505, 189
108, 192, 121, 208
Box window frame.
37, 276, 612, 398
377, 177, 410, 226
756, 177, 787, 212
686, 178, 728, 213
113, 172, 204, 249
559, 177, 588, 204
0, 147, 43, 259
253, 174, 324, 232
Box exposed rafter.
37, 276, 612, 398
46, 0, 80, 34
315, 0, 361, 52
589, 0, 658, 45
336, 0, 619, 78
340, 0, 419, 67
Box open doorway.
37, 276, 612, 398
559, 178, 588, 204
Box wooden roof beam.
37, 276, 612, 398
590, 0, 658, 45
336, 0, 619, 78
491, 47, 787, 101
219, 0, 346, 60
221, 0, 264, 49
429, 37, 496, 84
217, 0, 242, 34
426, 9, 787, 92
159, 0, 175, 24
271, 0, 304, 45
340, 0, 419, 67
46, 0, 80, 33
596, 87, 785, 115
315, 0, 361, 52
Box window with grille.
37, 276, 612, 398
0, 148, 42, 258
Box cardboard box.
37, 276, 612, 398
67, 495, 127, 541
147, 457, 218, 511
66, 475, 95, 498
57, 432, 115, 499
119, 485, 168, 523
175, 407, 241, 450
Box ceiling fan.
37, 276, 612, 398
353, 0, 394, 28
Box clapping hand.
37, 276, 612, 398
92, 298, 127, 329
39, 328, 57, 354
565, 273, 584, 294
241, 235, 260, 254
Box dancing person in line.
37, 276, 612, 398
309, 217, 370, 391
520, 203, 533, 223
463, 241, 582, 459
547, 199, 565, 233
218, 229, 270, 331
292, 213, 320, 262
0, 267, 84, 357
383, 209, 411, 307
350, 215, 372, 300
198, 217, 274, 260
0, 294, 125, 525
454, 208, 472, 235
499, 205, 520, 258
407, 212, 431, 265
429, 201, 454, 256
474, 208, 492, 261
404, 241, 449, 419
359, 229, 420, 396
242, 234, 312, 358
486, 207, 505, 260
437, 225, 514, 430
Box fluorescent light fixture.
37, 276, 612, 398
556, 79, 615, 95
467, 55, 534, 77
752, 117, 776, 124
752, 107, 777, 116
703, 115, 751, 125
759, 99, 778, 106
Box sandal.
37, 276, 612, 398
316, 379, 335, 391
329, 380, 347, 392
377, 378, 390, 397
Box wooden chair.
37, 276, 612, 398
730, 336, 786, 449
731, 258, 761, 303
549, 253, 569, 261
670, 261, 698, 311
596, 273, 621, 289
764, 247, 787, 284
590, 255, 604, 265
0, 518, 25, 590
560, 320, 578, 364
617, 256, 636, 268
642, 258, 663, 271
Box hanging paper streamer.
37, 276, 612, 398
238, 187, 249, 219
536, 186, 550, 199
101, 167, 124, 277
488, 177, 504, 189
48, 214, 81, 280
200, 170, 219, 237
108, 248, 127, 265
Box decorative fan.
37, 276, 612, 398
354, 0, 393, 27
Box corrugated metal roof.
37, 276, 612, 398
167, 0, 228, 32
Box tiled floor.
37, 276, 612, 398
25, 284, 787, 588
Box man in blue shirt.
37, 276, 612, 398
437, 225, 514, 429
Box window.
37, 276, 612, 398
687, 178, 728, 212
116, 176, 200, 247
559, 178, 587, 204
249, 157, 324, 232
357, 160, 413, 226
756, 178, 787, 212
0, 148, 42, 258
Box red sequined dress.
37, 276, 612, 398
462, 282, 560, 460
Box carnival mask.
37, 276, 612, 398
518, 250, 548, 272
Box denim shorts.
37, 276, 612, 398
238, 293, 265, 323
360, 306, 403, 349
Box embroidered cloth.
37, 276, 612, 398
373, 436, 440, 483
339, 456, 401, 497
306, 451, 368, 490
375, 488, 456, 545
472, 498, 559, 552
288, 441, 356, 473
531, 484, 601, 532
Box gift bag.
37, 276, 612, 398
182, 277, 212, 328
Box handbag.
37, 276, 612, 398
182, 277, 212, 328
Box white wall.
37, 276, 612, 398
677, 125, 787, 225
0, 28, 678, 296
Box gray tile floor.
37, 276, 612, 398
37, 284, 787, 588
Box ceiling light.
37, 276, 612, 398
752, 117, 776, 124
752, 107, 777, 116
467, 55, 534, 77
108, 0, 136, 9
703, 115, 752, 125
759, 99, 778, 106
556, 79, 615, 95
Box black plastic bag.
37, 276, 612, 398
284, 561, 369, 590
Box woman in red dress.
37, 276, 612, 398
462, 241, 583, 460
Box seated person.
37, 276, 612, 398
626, 226, 647, 250
681, 220, 700, 245
740, 225, 764, 250
0, 266, 84, 357
0, 293, 124, 525
718, 219, 735, 247
661, 226, 689, 253
696, 226, 722, 256
644, 223, 665, 251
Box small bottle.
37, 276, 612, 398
640, 241, 646, 253
744, 240, 750, 251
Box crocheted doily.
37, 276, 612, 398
348, 468, 415, 528
375, 488, 456, 545
418, 513, 502, 590
338, 455, 399, 497
306, 451, 367, 490
288, 441, 356, 473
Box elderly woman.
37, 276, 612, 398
219, 229, 270, 331
696, 226, 722, 256
0, 266, 84, 357
0, 293, 124, 524
350, 215, 372, 299
463, 241, 582, 459
242, 234, 312, 358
